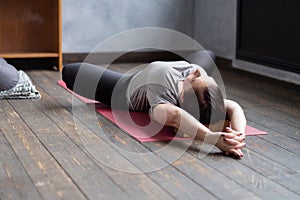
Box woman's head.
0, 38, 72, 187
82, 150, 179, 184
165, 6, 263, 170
181, 70, 226, 125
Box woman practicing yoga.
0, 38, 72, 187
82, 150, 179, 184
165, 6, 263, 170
62, 51, 246, 158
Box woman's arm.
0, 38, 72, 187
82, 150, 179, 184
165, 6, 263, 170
150, 103, 246, 156
224, 99, 247, 134
223, 99, 247, 157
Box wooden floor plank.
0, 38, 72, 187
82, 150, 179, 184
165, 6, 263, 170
225, 88, 300, 155
32, 70, 219, 199
225, 92, 300, 154
190, 147, 300, 199
247, 120, 300, 155
0, 129, 42, 200
38, 68, 294, 198
221, 70, 300, 126
36, 70, 263, 199
221, 70, 300, 105
28, 71, 176, 199
245, 136, 300, 172
145, 141, 261, 200
224, 78, 300, 135
228, 93, 299, 140
1, 65, 299, 199
7, 96, 133, 199
0, 100, 87, 200
219, 70, 300, 197
145, 139, 300, 199
239, 147, 300, 195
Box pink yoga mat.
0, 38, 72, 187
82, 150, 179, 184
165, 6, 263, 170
58, 80, 267, 142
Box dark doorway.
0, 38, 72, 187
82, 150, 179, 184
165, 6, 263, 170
236, 0, 300, 74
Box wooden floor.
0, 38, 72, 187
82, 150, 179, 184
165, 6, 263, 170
0, 64, 300, 200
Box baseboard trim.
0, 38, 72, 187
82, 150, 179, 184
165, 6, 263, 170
233, 59, 300, 85
63, 51, 233, 69
63, 51, 192, 65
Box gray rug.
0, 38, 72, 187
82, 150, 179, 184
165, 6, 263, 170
0, 70, 41, 99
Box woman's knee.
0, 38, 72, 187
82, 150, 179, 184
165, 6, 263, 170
186, 50, 216, 75
205, 50, 216, 62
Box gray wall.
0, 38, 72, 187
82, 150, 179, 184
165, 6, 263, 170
62, 0, 236, 59
193, 0, 237, 59
62, 0, 195, 53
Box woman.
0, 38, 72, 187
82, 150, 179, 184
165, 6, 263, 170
62, 51, 246, 158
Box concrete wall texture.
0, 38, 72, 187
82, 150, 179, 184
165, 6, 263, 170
194, 0, 236, 59
62, 0, 236, 59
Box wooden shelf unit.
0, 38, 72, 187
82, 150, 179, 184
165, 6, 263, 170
0, 0, 62, 71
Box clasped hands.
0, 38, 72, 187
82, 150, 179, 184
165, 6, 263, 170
216, 127, 246, 158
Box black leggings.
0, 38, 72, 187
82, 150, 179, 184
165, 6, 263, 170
62, 62, 129, 106
62, 50, 216, 106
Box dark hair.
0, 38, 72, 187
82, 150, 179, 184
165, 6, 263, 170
180, 83, 226, 125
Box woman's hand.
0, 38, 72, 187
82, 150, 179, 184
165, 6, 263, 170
214, 131, 246, 158
225, 127, 245, 142
223, 127, 246, 158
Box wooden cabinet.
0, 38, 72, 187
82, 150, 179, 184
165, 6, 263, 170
0, 0, 62, 71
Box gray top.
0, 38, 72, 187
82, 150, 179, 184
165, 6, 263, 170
0, 58, 19, 91
127, 61, 201, 115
